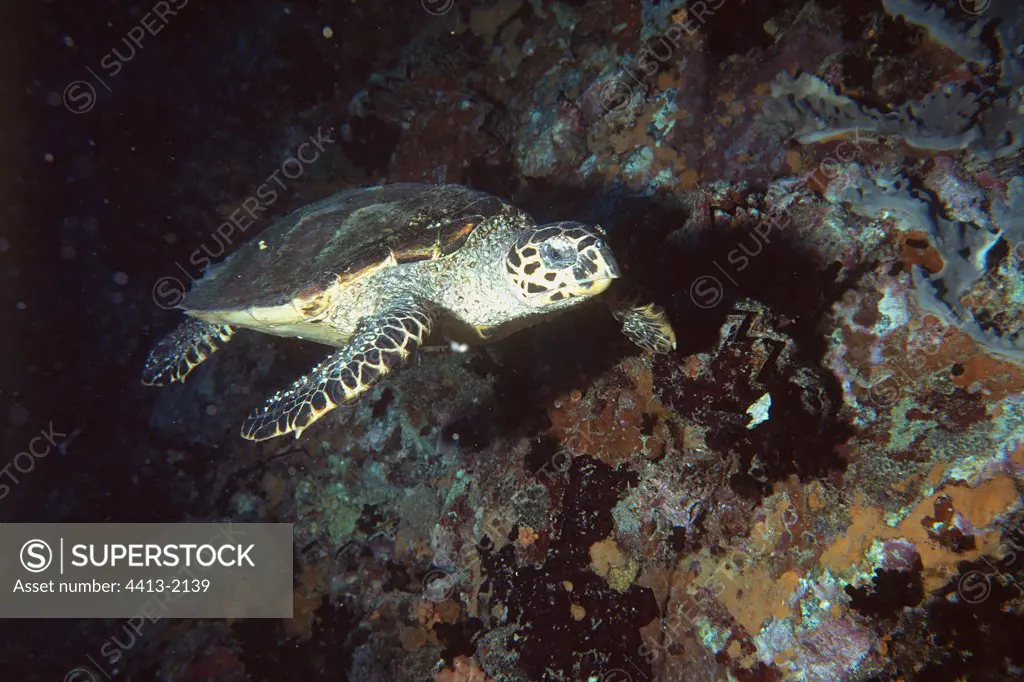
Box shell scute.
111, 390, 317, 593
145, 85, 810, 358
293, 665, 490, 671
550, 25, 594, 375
183, 184, 515, 312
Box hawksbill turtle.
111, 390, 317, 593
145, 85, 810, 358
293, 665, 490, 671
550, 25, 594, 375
143, 183, 675, 441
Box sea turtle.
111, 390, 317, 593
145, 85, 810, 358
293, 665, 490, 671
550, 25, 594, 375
142, 183, 675, 441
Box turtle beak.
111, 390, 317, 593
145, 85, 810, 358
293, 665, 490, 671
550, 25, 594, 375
594, 241, 621, 279
577, 237, 620, 292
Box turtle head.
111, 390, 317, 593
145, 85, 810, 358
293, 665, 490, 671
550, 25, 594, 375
505, 222, 620, 307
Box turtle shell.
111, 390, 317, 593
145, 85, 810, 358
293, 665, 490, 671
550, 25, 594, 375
184, 183, 513, 312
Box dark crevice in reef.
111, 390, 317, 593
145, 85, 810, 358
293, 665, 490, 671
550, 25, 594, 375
481, 456, 657, 680
344, 115, 403, 179
464, 152, 520, 199
523, 434, 566, 478
230, 596, 360, 681
840, 51, 877, 95
879, 520, 1024, 680
911, 567, 1024, 680
637, 201, 859, 499
701, 0, 801, 62
435, 617, 486, 665
846, 564, 926, 620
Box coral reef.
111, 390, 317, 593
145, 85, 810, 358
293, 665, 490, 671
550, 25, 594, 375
11, 0, 1024, 680
766, 0, 1024, 161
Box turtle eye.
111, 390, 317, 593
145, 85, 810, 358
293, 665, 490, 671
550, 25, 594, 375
540, 239, 578, 268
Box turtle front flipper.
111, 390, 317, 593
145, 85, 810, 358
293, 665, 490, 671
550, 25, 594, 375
142, 319, 236, 386
606, 284, 676, 354
241, 301, 432, 441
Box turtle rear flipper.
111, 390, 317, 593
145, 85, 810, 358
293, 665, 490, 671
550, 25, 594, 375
241, 301, 432, 441
606, 284, 676, 353
142, 319, 236, 386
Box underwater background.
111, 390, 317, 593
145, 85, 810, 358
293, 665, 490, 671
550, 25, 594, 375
2, 0, 1024, 679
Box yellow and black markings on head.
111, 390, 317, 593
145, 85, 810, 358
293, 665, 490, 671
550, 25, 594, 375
505, 222, 619, 305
